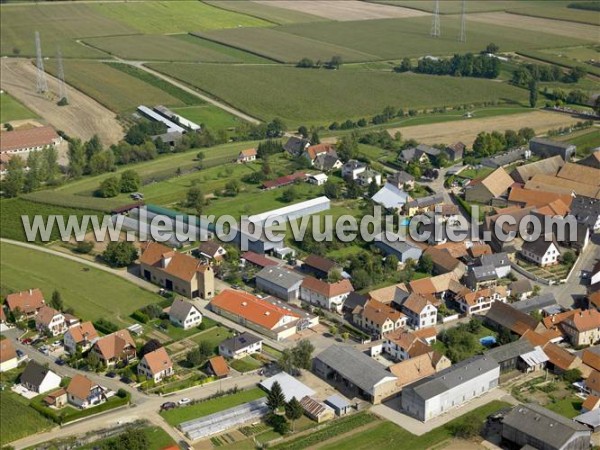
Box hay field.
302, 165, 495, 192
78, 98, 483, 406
194, 27, 377, 63
149, 63, 528, 127
468, 12, 600, 41
91, 1, 270, 34
44, 60, 188, 114
252, 0, 430, 21
84, 34, 247, 62
388, 110, 584, 147
205, 0, 328, 24
0, 3, 133, 58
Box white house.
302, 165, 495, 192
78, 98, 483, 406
520, 237, 561, 267
0, 339, 18, 372
67, 374, 106, 408
356, 169, 382, 187
341, 160, 367, 180
353, 299, 407, 336
397, 293, 438, 330
20, 361, 61, 394
455, 287, 508, 316
138, 347, 174, 383
300, 277, 354, 313
169, 299, 202, 330
237, 148, 257, 163
64, 322, 99, 354
218, 332, 263, 359
35, 306, 67, 337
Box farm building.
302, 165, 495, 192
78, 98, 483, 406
241, 251, 278, 269
481, 148, 531, 169
0, 126, 62, 155
302, 254, 341, 279
299, 396, 335, 423
218, 332, 262, 359
502, 403, 591, 450
324, 394, 352, 416
255, 266, 304, 301
247, 196, 330, 228
529, 137, 576, 161
209, 289, 317, 341
373, 232, 423, 263
262, 171, 305, 189
313, 344, 400, 405
401, 355, 500, 422
464, 167, 514, 203
260, 372, 315, 403
154, 105, 200, 131
137, 105, 185, 134
371, 183, 412, 210
510, 155, 564, 184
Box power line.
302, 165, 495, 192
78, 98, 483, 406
35, 31, 48, 94
57, 46, 67, 102
431, 0, 441, 38
459, 0, 467, 42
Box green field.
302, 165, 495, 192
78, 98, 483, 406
0, 3, 134, 58
230, 356, 262, 373
149, 63, 529, 127
79, 426, 176, 450
507, 5, 600, 25
91, 1, 270, 34
0, 392, 53, 447
190, 326, 234, 351
319, 401, 511, 450
370, 1, 571, 14
517, 49, 600, 77
205, 0, 329, 25
44, 60, 190, 114
84, 34, 260, 63
160, 388, 265, 426
556, 128, 600, 156
0, 92, 37, 123
0, 242, 161, 326
545, 398, 583, 419
172, 105, 244, 130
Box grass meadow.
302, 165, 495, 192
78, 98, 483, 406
0, 92, 37, 123
0, 392, 53, 447
78, 426, 176, 450
172, 105, 244, 130
0, 242, 161, 326
44, 60, 189, 114
506, 4, 600, 25
0, 3, 133, 58
149, 63, 529, 127
90, 1, 270, 34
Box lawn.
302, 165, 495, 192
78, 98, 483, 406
545, 397, 583, 419
91, 1, 270, 34
0, 92, 37, 123
0, 3, 133, 58
517, 49, 600, 77
318, 400, 511, 450
160, 387, 265, 426
190, 326, 234, 352
230, 356, 263, 373
0, 242, 162, 326
196, 15, 592, 63
149, 63, 529, 127
171, 105, 244, 131
0, 391, 53, 447
457, 167, 495, 180
556, 128, 600, 156
78, 426, 176, 450
0, 198, 101, 243
44, 60, 191, 114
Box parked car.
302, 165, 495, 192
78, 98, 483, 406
120, 376, 133, 384
39, 346, 49, 355
106, 372, 117, 378
160, 401, 177, 411
16, 350, 24, 358
21, 338, 33, 345
178, 397, 191, 406
55, 358, 65, 366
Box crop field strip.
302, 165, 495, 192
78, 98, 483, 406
506, 5, 600, 26
148, 63, 529, 127
204, 0, 330, 25
366, 0, 574, 15
0, 92, 38, 123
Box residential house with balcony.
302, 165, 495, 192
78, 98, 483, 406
35, 306, 67, 337
138, 347, 173, 383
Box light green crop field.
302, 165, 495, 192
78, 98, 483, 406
0, 242, 161, 326
171, 105, 244, 130
149, 63, 529, 127
194, 27, 378, 63
506, 5, 600, 25
84, 34, 250, 63
91, 1, 270, 34
205, 0, 330, 24
279, 16, 594, 61
0, 92, 37, 123
0, 3, 134, 58
0, 392, 53, 447
44, 60, 188, 113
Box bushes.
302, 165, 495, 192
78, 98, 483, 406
94, 318, 119, 334
131, 310, 149, 324
30, 393, 130, 424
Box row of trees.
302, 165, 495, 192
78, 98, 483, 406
96, 170, 141, 198
468, 127, 535, 159
296, 55, 343, 70
395, 52, 501, 79
512, 63, 586, 87
2, 146, 60, 198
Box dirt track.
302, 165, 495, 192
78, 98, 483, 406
253, 0, 429, 21
469, 12, 599, 41
1, 58, 124, 146
387, 110, 584, 147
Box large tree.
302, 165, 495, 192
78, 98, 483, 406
102, 241, 138, 268
2, 156, 26, 197
267, 381, 286, 412
68, 138, 86, 178
120, 170, 141, 193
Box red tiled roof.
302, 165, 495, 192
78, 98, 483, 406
140, 242, 210, 282
67, 374, 94, 400
0, 126, 60, 153
141, 347, 172, 375
303, 255, 338, 273
587, 370, 600, 393
306, 144, 335, 160
0, 339, 17, 364
5, 289, 45, 314
35, 306, 61, 327
262, 172, 306, 190
208, 356, 229, 377
93, 329, 135, 361
543, 309, 580, 329
242, 251, 278, 268
563, 309, 600, 332
358, 299, 404, 327
239, 148, 257, 158
66, 322, 98, 344
583, 349, 600, 372
210, 289, 299, 330
301, 276, 353, 298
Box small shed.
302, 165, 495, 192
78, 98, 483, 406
325, 394, 352, 416
299, 396, 335, 423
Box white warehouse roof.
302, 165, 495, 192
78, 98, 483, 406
259, 372, 315, 403
248, 196, 330, 226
